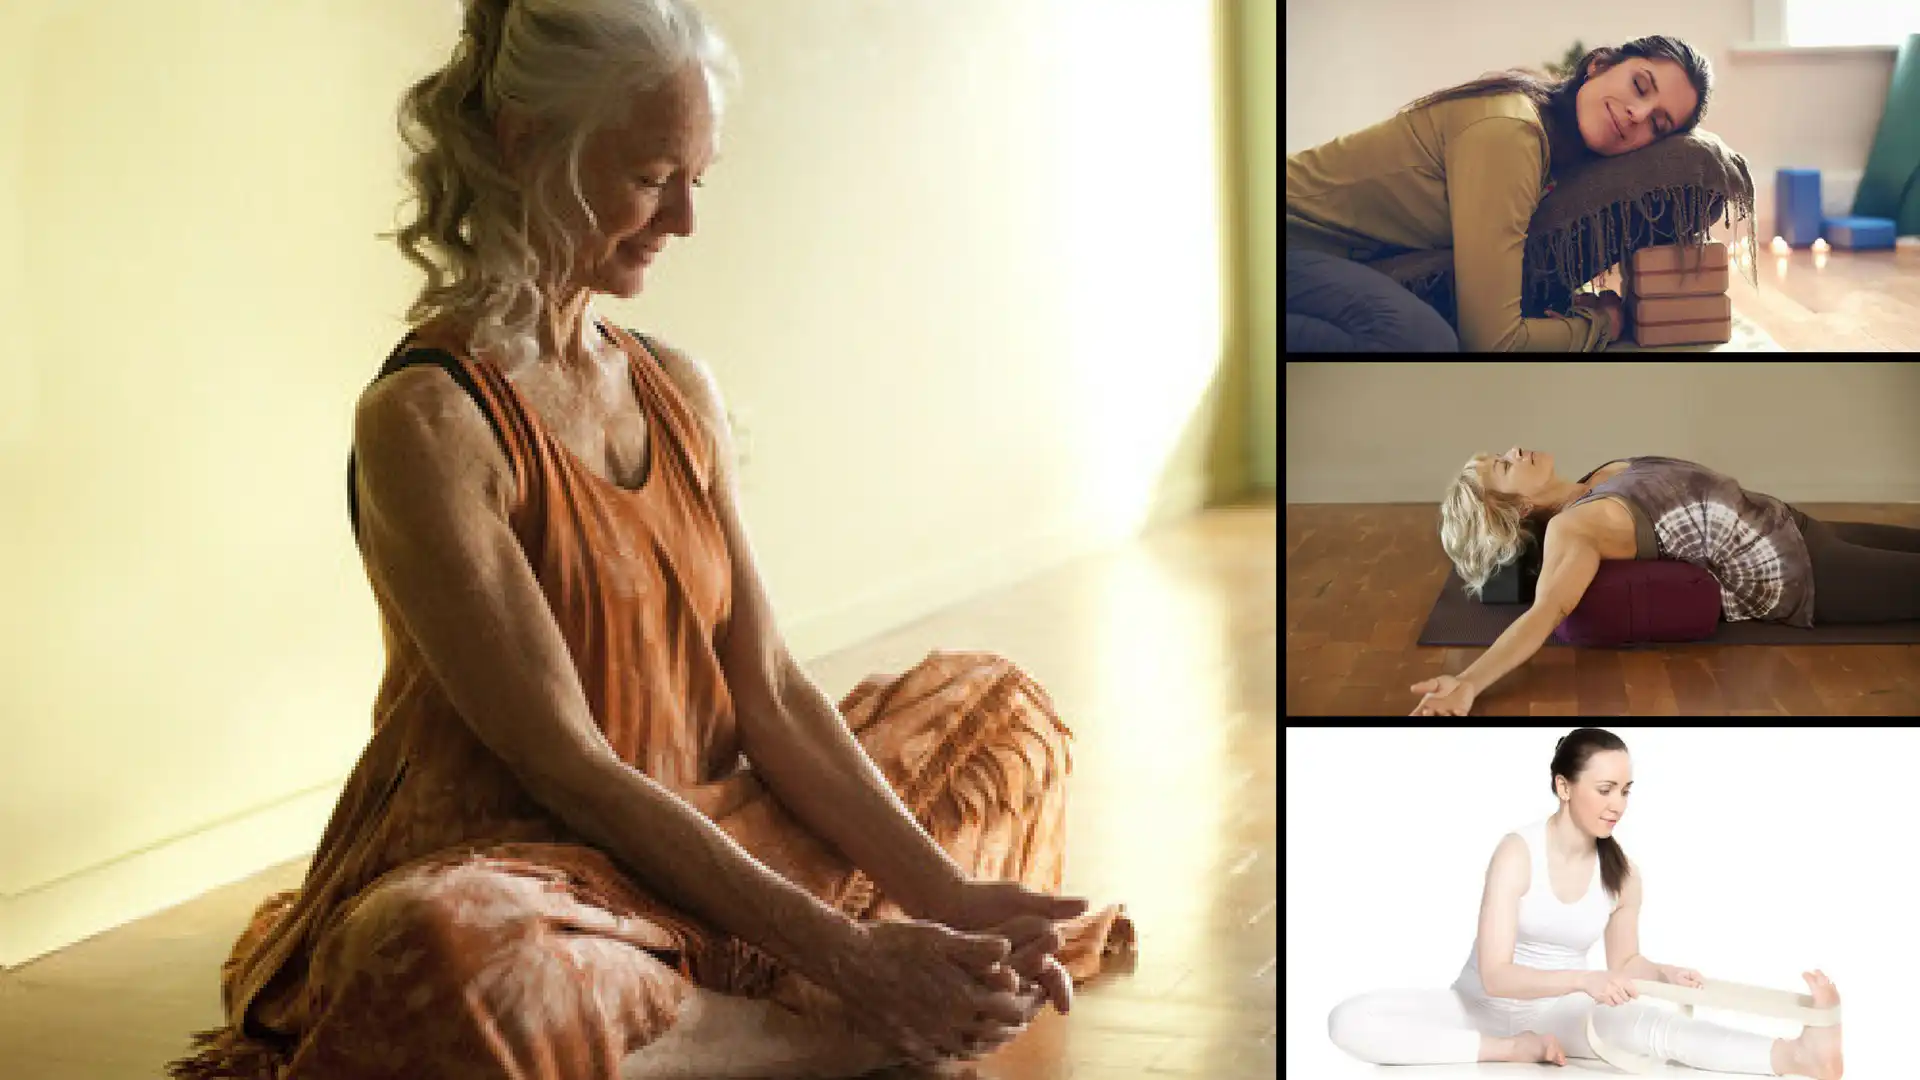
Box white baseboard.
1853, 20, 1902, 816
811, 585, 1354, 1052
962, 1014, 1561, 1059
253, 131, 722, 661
0, 781, 341, 969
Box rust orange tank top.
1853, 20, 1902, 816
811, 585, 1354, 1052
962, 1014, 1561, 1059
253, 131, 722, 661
228, 317, 743, 1034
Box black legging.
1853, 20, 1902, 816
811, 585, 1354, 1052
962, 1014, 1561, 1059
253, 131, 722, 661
1793, 507, 1920, 624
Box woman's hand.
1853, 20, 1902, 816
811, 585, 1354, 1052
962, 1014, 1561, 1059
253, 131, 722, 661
1571, 290, 1627, 340
1659, 964, 1705, 988
1580, 971, 1642, 1007
1410, 674, 1477, 716
925, 879, 1088, 939
921, 879, 1087, 1017
827, 918, 1035, 1066
971, 913, 1076, 1017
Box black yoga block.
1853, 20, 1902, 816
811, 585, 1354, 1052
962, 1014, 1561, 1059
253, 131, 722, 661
1477, 535, 1542, 605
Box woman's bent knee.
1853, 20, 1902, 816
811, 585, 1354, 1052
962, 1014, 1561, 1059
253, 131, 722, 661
1286, 249, 1459, 352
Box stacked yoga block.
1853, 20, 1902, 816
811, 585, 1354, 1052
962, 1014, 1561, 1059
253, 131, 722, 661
1776, 167, 1899, 249
1619, 242, 1732, 347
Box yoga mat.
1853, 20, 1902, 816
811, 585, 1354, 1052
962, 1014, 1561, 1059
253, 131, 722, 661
1416, 566, 1920, 647
1852, 33, 1920, 236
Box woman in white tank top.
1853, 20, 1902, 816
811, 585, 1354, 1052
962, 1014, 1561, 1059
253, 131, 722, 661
1323, 728, 1843, 1078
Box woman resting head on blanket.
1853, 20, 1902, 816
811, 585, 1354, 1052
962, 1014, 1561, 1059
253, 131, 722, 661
1401, 36, 1712, 338
1402, 35, 1712, 170
1284, 36, 1715, 352
1413, 36, 1712, 336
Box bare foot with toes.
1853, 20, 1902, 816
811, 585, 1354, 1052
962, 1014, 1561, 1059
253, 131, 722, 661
1513, 1031, 1567, 1066
1791, 969, 1843, 1080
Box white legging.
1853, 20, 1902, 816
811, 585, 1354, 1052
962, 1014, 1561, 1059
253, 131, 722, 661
1327, 987, 1779, 1074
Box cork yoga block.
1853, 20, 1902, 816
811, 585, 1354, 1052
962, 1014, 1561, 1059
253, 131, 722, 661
1622, 241, 1731, 298
1630, 296, 1733, 347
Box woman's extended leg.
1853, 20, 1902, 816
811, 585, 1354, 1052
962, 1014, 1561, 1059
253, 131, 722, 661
1799, 513, 1920, 624
1326, 987, 1517, 1065
1286, 249, 1460, 352
1824, 520, 1920, 553
1527, 993, 1805, 1076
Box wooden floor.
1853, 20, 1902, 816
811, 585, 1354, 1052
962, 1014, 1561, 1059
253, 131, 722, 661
0, 499, 1277, 1080
1286, 501, 1920, 717
1596, 242, 1920, 351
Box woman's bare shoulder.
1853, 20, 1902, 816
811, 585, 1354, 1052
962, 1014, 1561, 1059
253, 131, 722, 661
1558, 497, 1636, 560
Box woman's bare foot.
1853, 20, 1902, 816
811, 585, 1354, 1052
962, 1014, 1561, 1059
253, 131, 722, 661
1790, 970, 1843, 1079
1512, 1031, 1567, 1066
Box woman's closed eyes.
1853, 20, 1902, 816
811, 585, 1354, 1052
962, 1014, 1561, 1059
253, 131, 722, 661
1635, 73, 1670, 135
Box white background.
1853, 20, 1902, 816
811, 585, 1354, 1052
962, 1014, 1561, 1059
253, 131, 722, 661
1285, 726, 1908, 1077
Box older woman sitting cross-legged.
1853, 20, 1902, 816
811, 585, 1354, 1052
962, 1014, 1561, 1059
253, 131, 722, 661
165, 2, 1135, 1078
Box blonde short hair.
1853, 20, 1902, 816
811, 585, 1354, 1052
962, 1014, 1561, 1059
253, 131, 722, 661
1437, 452, 1546, 601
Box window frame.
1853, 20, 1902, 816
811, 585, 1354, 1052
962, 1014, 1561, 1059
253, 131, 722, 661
1744, 0, 1912, 50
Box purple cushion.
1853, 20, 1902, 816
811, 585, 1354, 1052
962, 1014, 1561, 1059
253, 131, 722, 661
1551, 558, 1722, 647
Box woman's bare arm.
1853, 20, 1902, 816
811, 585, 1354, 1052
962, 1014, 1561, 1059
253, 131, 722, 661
353, 367, 865, 985
648, 343, 972, 920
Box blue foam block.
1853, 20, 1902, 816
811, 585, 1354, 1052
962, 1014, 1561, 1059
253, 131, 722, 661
1776, 168, 1824, 246
1821, 215, 1898, 249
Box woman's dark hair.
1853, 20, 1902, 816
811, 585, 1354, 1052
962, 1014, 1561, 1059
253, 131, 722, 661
1550, 727, 1631, 900
1399, 36, 1714, 172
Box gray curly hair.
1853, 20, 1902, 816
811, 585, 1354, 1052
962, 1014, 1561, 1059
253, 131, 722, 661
1437, 452, 1547, 601
381, 0, 739, 372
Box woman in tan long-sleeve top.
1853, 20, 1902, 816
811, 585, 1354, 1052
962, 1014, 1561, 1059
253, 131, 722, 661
1286, 35, 1709, 353
166, 3, 1134, 1078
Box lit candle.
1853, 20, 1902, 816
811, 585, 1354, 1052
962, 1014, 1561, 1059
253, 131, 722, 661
1770, 236, 1790, 255
1811, 238, 1830, 253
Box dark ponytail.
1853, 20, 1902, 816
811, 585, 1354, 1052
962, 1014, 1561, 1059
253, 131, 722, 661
1549, 727, 1631, 899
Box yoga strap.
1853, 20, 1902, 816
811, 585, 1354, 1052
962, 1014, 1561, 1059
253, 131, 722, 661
1586, 976, 1840, 1075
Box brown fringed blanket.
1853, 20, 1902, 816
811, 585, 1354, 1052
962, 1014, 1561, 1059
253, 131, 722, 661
1372, 128, 1761, 328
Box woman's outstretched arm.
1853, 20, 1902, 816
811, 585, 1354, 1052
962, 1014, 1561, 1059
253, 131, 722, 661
1459, 516, 1601, 696
1457, 607, 1558, 696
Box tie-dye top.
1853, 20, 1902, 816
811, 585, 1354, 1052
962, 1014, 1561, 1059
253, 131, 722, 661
1567, 456, 1815, 628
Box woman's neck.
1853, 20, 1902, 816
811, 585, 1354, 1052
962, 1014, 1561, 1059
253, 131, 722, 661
1547, 807, 1594, 861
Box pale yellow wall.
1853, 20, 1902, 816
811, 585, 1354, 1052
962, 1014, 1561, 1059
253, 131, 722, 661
1286, 361, 1920, 503
1, 0, 1241, 965
1242, 0, 1277, 490
0, 5, 31, 454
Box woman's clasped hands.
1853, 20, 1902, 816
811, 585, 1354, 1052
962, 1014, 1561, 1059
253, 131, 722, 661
830, 881, 1087, 1066
830, 919, 1042, 1066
